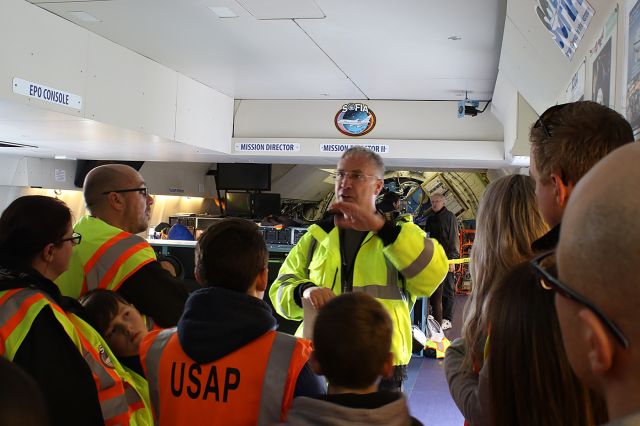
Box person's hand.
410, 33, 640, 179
159, 260, 177, 277
302, 287, 336, 310
330, 201, 385, 232
449, 264, 455, 273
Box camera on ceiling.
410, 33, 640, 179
457, 98, 480, 118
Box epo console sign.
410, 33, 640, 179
334, 103, 376, 137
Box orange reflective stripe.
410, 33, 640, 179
98, 242, 153, 289
0, 292, 47, 356
0, 288, 21, 306
84, 232, 130, 276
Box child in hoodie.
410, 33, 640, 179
280, 292, 423, 426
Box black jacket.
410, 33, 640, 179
178, 286, 325, 397
424, 207, 459, 259
0, 267, 103, 426
117, 260, 189, 328
531, 224, 560, 252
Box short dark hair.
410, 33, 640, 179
79, 289, 132, 335
0, 357, 49, 426
195, 218, 267, 293
342, 146, 385, 177
313, 292, 392, 389
0, 196, 71, 271
530, 101, 633, 185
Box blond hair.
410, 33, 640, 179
462, 174, 548, 368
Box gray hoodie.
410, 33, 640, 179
278, 392, 421, 426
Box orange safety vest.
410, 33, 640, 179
0, 287, 151, 426
141, 328, 312, 426
56, 216, 157, 299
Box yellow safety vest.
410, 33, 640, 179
56, 216, 157, 299
270, 220, 448, 366
0, 287, 153, 426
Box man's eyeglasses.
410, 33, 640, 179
58, 232, 82, 246
533, 103, 570, 138
102, 187, 149, 197
531, 250, 629, 349
332, 171, 381, 183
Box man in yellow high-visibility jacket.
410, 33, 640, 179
270, 146, 449, 391
56, 164, 188, 327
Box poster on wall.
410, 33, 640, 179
589, 9, 617, 108
627, 0, 640, 133
535, 0, 595, 60
565, 60, 586, 102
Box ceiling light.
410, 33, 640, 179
208, 6, 238, 18
67, 11, 101, 22
448, 36, 461, 41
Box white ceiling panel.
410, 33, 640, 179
32, 0, 505, 100
235, 0, 325, 20
299, 0, 505, 100
37, 0, 364, 99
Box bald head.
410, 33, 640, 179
558, 142, 640, 335
84, 164, 140, 214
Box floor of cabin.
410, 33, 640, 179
405, 294, 467, 425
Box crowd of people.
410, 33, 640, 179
0, 100, 638, 426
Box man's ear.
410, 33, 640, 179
374, 178, 384, 196
550, 173, 575, 209
381, 352, 394, 379
194, 267, 205, 286
578, 308, 615, 376
255, 268, 268, 292
309, 351, 323, 375
106, 192, 125, 212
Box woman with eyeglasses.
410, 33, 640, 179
0, 195, 153, 426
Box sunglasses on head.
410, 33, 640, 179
533, 103, 571, 138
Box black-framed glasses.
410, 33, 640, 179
101, 187, 149, 197
332, 171, 381, 183
58, 232, 82, 246
533, 103, 570, 138
531, 250, 629, 349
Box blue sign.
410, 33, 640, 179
535, 0, 594, 60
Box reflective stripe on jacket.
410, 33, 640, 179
140, 328, 311, 426
56, 216, 157, 298
0, 288, 153, 426
269, 220, 448, 365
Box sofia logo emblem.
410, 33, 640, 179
99, 344, 115, 369
335, 103, 376, 137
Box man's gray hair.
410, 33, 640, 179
341, 146, 384, 178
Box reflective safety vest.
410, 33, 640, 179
270, 220, 449, 366
56, 216, 157, 299
0, 288, 153, 426
424, 337, 451, 359
140, 328, 312, 426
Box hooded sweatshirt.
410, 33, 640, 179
278, 391, 422, 426
177, 286, 324, 396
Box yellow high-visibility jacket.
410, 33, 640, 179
269, 218, 448, 366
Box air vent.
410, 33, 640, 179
0, 141, 37, 148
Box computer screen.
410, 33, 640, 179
253, 193, 281, 219
215, 163, 271, 191
225, 192, 252, 217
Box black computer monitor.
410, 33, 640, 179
225, 192, 252, 217
253, 193, 281, 219
216, 163, 271, 191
